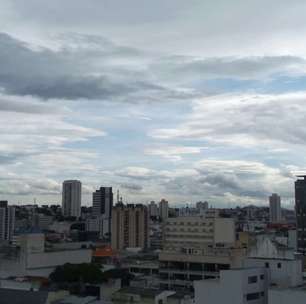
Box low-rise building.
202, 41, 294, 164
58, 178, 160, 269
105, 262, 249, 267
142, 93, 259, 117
194, 267, 268, 304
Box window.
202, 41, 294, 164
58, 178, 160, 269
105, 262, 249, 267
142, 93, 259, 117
261, 292, 265, 297
246, 293, 260, 301
248, 276, 258, 284
265, 262, 269, 268
277, 262, 282, 269
260, 274, 264, 280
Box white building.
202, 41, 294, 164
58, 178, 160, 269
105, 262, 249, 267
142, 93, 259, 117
245, 236, 303, 288
0, 233, 92, 278
159, 215, 246, 290
194, 268, 268, 304
159, 199, 169, 221
0, 201, 15, 242
268, 288, 306, 304
62, 180, 82, 218
269, 193, 282, 223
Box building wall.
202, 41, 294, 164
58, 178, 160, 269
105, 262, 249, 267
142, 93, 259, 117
245, 258, 303, 287
111, 204, 148, 251
269, 289, 306, 304
62, 180, 81, 218
194, 268, 268, 304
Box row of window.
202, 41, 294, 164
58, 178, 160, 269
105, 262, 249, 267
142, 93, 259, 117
166, 228, 213, 233
167, 221, 214, 226
246, 292, 265, 301
248, 274, 265, 284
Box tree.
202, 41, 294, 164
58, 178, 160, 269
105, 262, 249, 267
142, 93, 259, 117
49, 263, 103, 284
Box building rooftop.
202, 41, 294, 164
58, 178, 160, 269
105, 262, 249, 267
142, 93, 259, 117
116, 287, 163, 298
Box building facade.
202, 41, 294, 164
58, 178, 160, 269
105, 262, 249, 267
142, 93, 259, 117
159, 199, 169, 222
295, 176, 306, 255
111, 204, 149, 251
92, 186, 113, 237
62, 180, 81, 218
269, 193, 282, 223
0, 201, 15, 242
194, 268, 268, 304
159, 215, 246, 290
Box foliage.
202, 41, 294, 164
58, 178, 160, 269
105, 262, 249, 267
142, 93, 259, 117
49, 263, 103, 284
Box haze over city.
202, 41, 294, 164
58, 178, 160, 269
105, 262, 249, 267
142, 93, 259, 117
1, 0, 306, 207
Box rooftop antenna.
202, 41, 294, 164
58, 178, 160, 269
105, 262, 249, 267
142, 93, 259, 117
117, 190, 120, 204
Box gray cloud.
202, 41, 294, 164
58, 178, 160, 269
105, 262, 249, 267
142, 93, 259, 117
0, 33, 195, 102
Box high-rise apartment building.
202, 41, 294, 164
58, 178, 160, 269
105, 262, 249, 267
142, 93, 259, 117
0, 201, 15, 242
92, 187, 113, 218
62, 180, 81, 218
149, 201, 158, 218
92, 187, 113, 237
269, 193, 282, 223
159, 199, 169, 221
295, 176, 306, 255
111, 204, 148, 251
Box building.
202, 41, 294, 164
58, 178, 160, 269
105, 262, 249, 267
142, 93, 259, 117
111, 287, 192, 304
268, 287, 306, 304
159, 199, 169, 221
62, 180, 81, 218
159, 215, 246, 290
269, 193, 282, 223
194, 268, 268, 304
111, 204, 149, 251
148, 201, 158, 218
92, 187, 113, 237
196, 201, 209, 215
0, 201, 15, 242
0, 233, 92, 278
295, 175, 306, 255
245, 236, 303, 288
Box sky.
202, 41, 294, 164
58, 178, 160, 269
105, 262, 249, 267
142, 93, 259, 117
1, 0, 306, 208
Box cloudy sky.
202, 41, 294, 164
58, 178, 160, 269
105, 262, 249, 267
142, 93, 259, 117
1, 0, 306, 207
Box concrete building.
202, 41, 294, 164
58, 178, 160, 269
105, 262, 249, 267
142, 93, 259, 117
269, 193, 282, 223
0, 201, 15, 242
92, 187, 113, 219
159, 215, 246, 290
295, 175, 306, 255
111, 204, 149, 251
0, 233, 92, 278
194, 268, 268, 304
31, 213, 53, 230
196, 201, 209, 215
111, 287, 192, 304
148, 201, 158, 218
268, 287, 306, 304
62, 180, 81, 218
159, 199, 169, 222
245, 236, 303, 288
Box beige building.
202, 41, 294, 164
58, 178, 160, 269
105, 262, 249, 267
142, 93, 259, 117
111, 204, 149, 251
159, 215, 247, 290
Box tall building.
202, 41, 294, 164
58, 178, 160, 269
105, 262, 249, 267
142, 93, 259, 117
111, 204, 148, 251
148, 201, 158, 218
159, 199, 169, 221
92, 187, 113, 218
62, 180, 81, 218
92, 187, 113, 237
295, 176, 306, 255
269, 193, 282, 223
0, 201, 15, 242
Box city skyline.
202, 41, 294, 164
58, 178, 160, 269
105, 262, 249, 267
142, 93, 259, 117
1, 1, 306, 207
